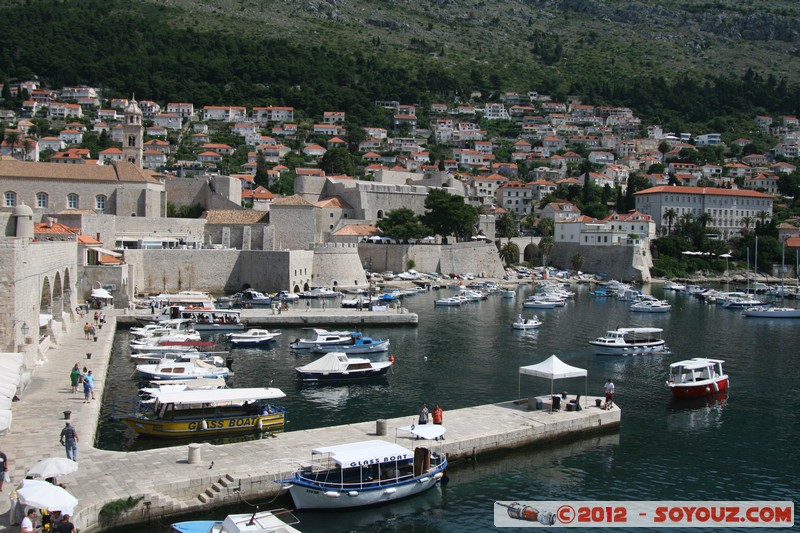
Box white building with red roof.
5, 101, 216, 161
634, 185, 773, 238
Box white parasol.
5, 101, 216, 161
16, 479, 78, 512
27, 457, 79, 479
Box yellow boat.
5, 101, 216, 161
118, 387, 286, 438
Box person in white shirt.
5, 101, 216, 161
21, 508, 37, 533
604, 379, 615, 409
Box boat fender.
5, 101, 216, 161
417, 476, 430, 483
713, 382, 719, 392
705, 387, 710, 393
200, 420, 208, 430
389, 354, 395, 363
257, 418, 263, 430
348, 491, 359, 497
324, 491, 340, 498
383, 488, 397, 495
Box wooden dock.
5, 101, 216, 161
0, 312, 618, 532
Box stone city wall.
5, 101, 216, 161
549, 243, 650, 282
359, 241, 504, 277
204, 224, 273, 251
124, 249, 319, 294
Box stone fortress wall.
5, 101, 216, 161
359, 241, 505, 277
311, 242, 369, 289
123, 245, 364, 294
549, 243, 651, 282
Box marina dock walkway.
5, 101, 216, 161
0, 311, 619, 532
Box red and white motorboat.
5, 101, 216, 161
666, 358, 729, 398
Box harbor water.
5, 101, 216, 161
103, 284, 800, 531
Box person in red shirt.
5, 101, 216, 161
432, 404, 443, 425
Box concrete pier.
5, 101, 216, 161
0, 313, 619, 532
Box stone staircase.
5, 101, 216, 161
197, 474, 236, 504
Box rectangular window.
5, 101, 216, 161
4, 192, 15, 207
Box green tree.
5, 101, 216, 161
376, 208, 430, 243
421, 189, 479, 243
496, 212, 518, 238
539, 236, 554, 267
664, 208, 678, 235
537, 217, 554, 237
570, 252, 585, 272
499, 239, 520, 267
319, 147, 354, 176
254, 152, 270, 188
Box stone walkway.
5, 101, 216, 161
1, 312, 116, 530
0, 311, 620, 532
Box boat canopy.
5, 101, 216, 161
618, 327, 662, 335
150, 387, 286, 406
669, 358, 725, 370
297, 352, 364, 372
312, 439, 413, 467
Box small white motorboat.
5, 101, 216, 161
170, 508, 301, 533
136, 359, 230, 381
630, 300, 672, 313
288, 328, 354, 350
434, 297, 462, 307
295, 352, 393, 381
226, 328, 281, 346
511, 314, 542, 330
741, 306, 800, 318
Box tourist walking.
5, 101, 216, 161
60, 422, 79, 462
418, 402, 429, 425
93, 311, 99, 325
0, 448, 8, 491
604, 379, 615, 409
88, 324, 96, 341
59, 422, 80, 463
83, 322, 90, 339
83, 370, 95, 401
69, 363, 81, 393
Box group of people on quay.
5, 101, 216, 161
68, 364, 95, 404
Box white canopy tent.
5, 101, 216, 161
519, 354, 588, 410
91, 288, 114, 300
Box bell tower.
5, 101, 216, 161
122, 95, 143, 168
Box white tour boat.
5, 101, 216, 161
276, 438, 447, 509
666, 358, 729, 398
288, 328, 355, 350
136, 359, 231, 381
589, 327, 666, 355
630, 299, 672, 313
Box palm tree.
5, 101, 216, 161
537, 217, 554, 238
539, 236, 554, 267
664, 208, 677, 235
698, 212, 713, 230
756, 210, 769, 228
499, 239, 520, 267
570, 252, 585, 273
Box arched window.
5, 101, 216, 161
67, 193, 79, 209
377, 210, 384, 219
95, 195, 107, 211
4, 191, 16, 207
36, 192, 48, 208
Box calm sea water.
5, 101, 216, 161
103, 284, 800, 532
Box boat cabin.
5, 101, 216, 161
668, 358, 725, 384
